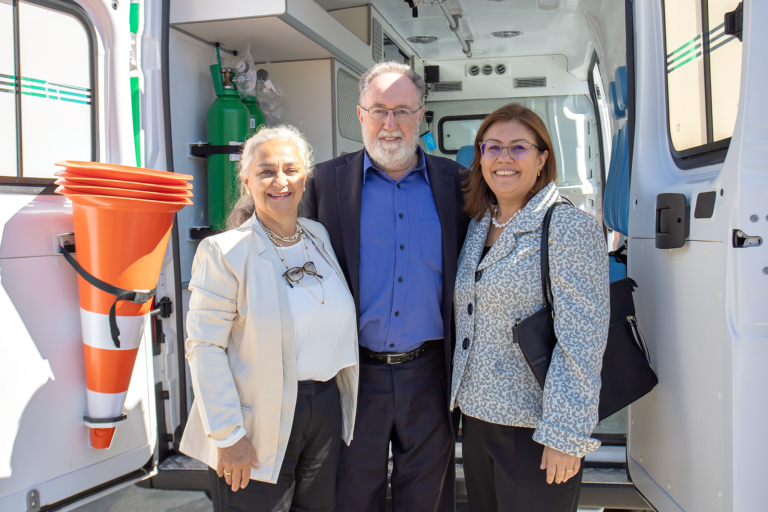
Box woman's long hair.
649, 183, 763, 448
462, 103, 558, 221
226, 124, 316, 230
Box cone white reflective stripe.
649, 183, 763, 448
80, 308, 148, 351
86, 389, 128, 421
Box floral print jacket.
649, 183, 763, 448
450, 182, 609, 458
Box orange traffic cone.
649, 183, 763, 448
55, 181, 193, 202
54, 170, 193, 193
55, 164, 192, 449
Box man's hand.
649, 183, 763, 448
217, 436, 260, 492
540, 445, 581, 484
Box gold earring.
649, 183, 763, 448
246, 188, 252, 195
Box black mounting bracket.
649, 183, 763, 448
655, 193, 690, 249
724, 2, 743, 41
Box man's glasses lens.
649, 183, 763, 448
366, 107, 418, 122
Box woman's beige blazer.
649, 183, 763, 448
179, 214, 359, 484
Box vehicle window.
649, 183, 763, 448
438, 115, 486, 154
2, 0, 94, 179
663, 0, 742, 156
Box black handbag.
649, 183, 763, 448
512, 202, 658, 421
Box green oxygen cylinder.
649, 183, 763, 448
242, 97, 267, 136
207, 64, 250, 231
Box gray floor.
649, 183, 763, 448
73, 485, 212, 512
73, 484, 605, 512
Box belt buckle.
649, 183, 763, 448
386, 353, 404, 365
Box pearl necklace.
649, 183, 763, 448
260, 219, 302, 247
491, 205, 521, 229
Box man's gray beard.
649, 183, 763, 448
363, 125, 420, 171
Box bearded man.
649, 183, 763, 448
305, 62, 469, 512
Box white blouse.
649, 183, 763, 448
276, 237, 358, 382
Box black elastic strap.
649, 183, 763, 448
59, 247, 156, 348
84, 413, 127, 424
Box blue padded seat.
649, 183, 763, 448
603, 126, 630, 236
615, 66, 628, 111
455, 145, 475, 169
608, 81, 626, 120
608, 254, 627, 282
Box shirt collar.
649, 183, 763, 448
363, 146, 429, 185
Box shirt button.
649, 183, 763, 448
468, 303, 473, 315
397, 183, 401, 188
395, 311, 400, 317
398, 276, 403, 283
399, 213, 403, 218
400, 244, 405, 250
390, 344, 395, 348
462, 338, 470, 350
475, 270, 482, 282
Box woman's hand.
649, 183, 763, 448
217, 436, 260, 492
540, 445, 580, 484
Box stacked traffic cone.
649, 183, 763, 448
54, 161, 193, 449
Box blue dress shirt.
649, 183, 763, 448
359, 148, 444, 353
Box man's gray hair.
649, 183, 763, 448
358, 61, 427, 107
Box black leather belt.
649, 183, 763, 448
360, 339, 441, 365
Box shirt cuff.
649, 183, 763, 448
532, 420, 601, 458
209, 426, 246, 448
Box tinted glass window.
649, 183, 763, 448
1, 1, 93, 179
663, 0, 742, 155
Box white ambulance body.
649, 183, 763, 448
0, 0, 762, 510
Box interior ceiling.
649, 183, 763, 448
314, 0, 622, 69
171, 17, 335, 62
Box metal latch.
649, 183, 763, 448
655, 193, 690, 249
27, 489, 41, 512
733, 229, 763, 248
151, 296, 173, 318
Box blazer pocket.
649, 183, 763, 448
240, 403, 253, 415
494, 355, 538, 383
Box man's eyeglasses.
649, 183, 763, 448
282, 262, 323, 288
360, 105, 423, 122
479, 141, 544, 160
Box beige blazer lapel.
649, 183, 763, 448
250, 215, 299, 483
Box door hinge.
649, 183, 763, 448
733, 229, 762, 248
724, 2, 743, 42
162, 390, 170, 400
27, 489, 41, 512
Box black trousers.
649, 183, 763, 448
461, 414, 583, 512
209, 379, 342, 512
336, 344, 455, 512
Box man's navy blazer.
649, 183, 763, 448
304, 149, 469, 426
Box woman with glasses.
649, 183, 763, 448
450, 103, 609, 511
180, 124, 359, 512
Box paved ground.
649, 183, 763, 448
73, 485, 605, 512
73, 485, 212, 512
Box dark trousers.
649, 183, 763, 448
461, 414, 583, 512
209, 379, 342, 512
336, 344, 455, 512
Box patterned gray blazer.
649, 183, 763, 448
450, 182, 609, 458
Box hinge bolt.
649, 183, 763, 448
763, 267, 768, 275
750, 214, 759, 223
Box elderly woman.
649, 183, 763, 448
450, 103, 609, 511
180, 125, 359, 512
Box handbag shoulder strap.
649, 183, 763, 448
539, 199, 573, 308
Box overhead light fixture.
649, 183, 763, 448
537, 0, 560, 10
491, 31, 523, 38
407, 36, 439, 44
